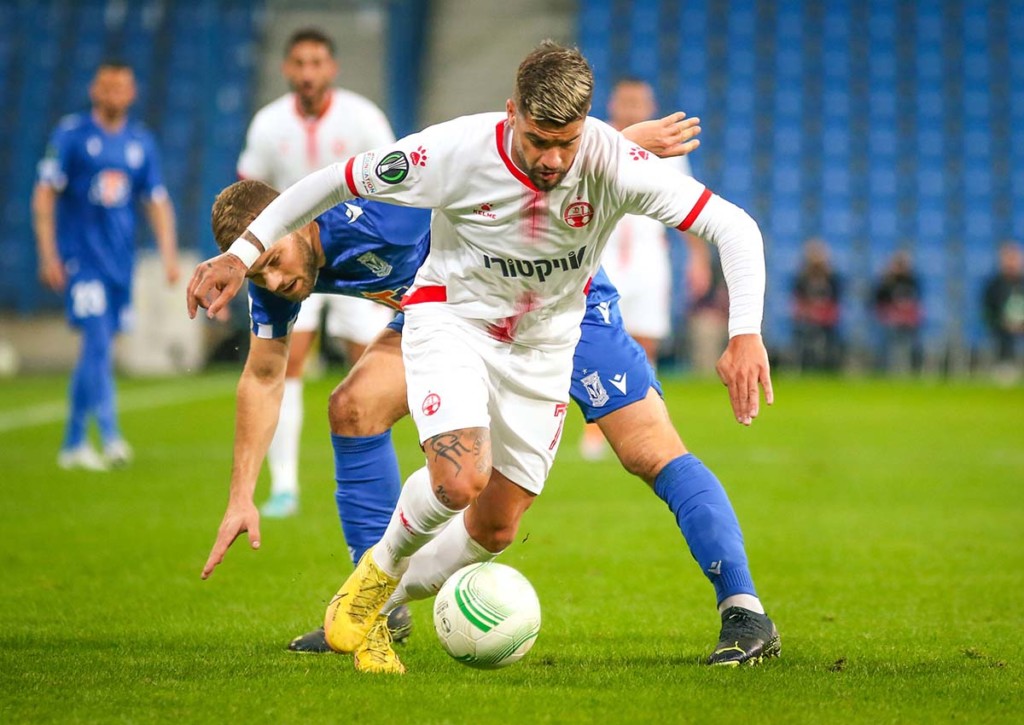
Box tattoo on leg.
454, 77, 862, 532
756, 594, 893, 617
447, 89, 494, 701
434, 484, 453, 507
429, 434, 471, 475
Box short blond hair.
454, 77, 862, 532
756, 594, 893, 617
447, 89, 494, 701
210, 180, 279, 252
514, 41, 593, 126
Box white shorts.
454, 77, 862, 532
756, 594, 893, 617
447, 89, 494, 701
402, 304, 575, 495
293, 293, 395, 344
601, 215, 672, 339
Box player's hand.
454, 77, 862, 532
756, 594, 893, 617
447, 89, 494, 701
626, 112, 702, 159
38, 257, 66, 293
201, 499, 261, 579
716, 333, 774, 426
186, 253, 247, 320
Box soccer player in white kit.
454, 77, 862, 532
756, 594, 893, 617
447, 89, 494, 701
237, 29, 397, 518
600, 77, 706, 361
191, 42, 774, 673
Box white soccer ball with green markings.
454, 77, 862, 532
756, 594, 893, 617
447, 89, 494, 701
433, 562, 541, 669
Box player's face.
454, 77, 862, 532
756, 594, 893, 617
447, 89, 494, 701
607, 82, 655, 130
248, 234, 319, 302
90, 68, 136, 119
506, 100, 584, 192
283, 41, 337, 108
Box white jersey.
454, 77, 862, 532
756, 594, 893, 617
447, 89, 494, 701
601, 154, 691, 339
602, 154, 690, 281
244, 112, 765, 347
237, 88, 395, 187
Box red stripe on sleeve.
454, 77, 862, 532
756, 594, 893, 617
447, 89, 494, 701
677, 187, 713, 231
344, 157, 360, 197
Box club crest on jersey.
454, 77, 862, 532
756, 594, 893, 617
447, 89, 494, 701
88, 169, 131, 207
422, 392, 441, 416
357, 251, 393, 278
563, 198, 594, 228
375, 151, 409, 184
581, 371, 609, 407
483, 245, 586, 282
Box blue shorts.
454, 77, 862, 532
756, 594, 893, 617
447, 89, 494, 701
387, 312, 406, 335
388, 301, 660, 423
570, 300, 662, 422
64, 274, 131, 332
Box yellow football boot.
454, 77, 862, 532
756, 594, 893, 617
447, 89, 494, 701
324, 547, 400, 653
353, 614, 406, 674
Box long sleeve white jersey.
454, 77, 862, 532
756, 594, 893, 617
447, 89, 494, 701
241, 112, 765, 348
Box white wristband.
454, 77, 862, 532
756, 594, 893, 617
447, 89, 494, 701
226, 238, 262, 269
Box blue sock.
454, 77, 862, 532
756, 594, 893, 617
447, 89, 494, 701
654, 453, 757, 604
62, 316, 114, 450
332, 431, 402, 566
94, 327, 119, 445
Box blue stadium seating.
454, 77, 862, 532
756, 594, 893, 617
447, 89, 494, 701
572, 0, 1020, 365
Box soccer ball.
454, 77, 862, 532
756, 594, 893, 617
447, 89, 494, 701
433, 562, 541, 669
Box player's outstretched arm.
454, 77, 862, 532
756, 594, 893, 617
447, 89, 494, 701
681, 193, 772, 425
201, 334, 289, 579
622, 112, 701, 159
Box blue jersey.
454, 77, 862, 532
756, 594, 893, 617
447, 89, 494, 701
249, 200, 432, 338
37, 112, 167, 289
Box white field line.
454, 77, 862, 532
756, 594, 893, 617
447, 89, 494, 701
0, 376, 236, 434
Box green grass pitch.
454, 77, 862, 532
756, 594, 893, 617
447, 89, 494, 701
0, 371, 1021, 723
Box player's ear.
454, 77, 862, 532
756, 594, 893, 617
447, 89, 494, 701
506, 99, 516, 126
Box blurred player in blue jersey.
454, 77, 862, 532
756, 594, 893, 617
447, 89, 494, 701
32, 62, 180, 471
199, 168, 778, 670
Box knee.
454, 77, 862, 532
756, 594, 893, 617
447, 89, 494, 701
428, 469, 491, 510
328, 381, 388, 436
465, 514, 518, 554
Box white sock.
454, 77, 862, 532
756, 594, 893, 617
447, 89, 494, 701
383, 511, 496, 612
719, 593, 764, 614
373, 466, 462, 579
267, 378, 303, 497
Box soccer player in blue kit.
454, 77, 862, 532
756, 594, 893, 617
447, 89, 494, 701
198, 171, 779, 670
33, 61, 180, 471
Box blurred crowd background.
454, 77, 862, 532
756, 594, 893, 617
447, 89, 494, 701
0, 0, 1021, 380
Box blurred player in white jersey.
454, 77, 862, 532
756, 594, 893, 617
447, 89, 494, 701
601, 78, 707, 361
580, 78, 711, 460
192, 41, 777, 673
237, 29, 396, 517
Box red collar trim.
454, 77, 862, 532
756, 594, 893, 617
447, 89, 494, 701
495, 120, 540, 192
